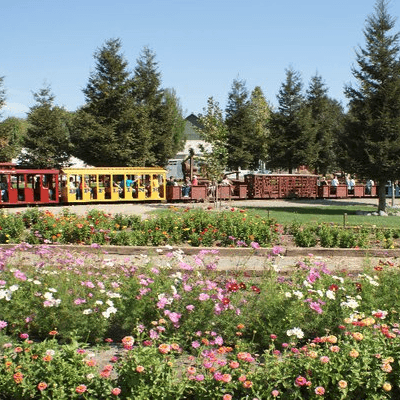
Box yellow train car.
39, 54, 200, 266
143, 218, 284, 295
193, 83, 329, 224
60, 167, 166, 203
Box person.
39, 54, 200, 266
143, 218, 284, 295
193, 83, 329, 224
1, 176, 8, 202
348, 176, 355, 193
68, 176, 81, 200
191, 175, 198, 186
182, 177, 191, 197
221, 175, 233, 186
167, 176, 178, 186
366, 179, 374, 195
330, 176, 338, 194
320, 177, 328, 186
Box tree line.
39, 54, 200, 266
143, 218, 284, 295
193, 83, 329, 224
0, 0, 400, 211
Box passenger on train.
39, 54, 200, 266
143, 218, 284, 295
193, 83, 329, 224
182, 177, 191, 197
330, 176, 339, 194
366, 179, 374, 195
1, 176, 8, 202
191, 175, 198, 186
167, 176, 178, 186
69, 177, 80, 199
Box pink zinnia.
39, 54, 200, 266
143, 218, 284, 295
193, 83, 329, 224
315, 386, 325, 395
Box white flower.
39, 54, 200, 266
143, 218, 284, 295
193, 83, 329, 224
332, 276, 344, 283
9, 285, 19, 292
33, 280, 41, 285
293, 291, 304, 299
86, 373, 95, 380
105, 299, 114, 307
43, 292, 54, 300
0, 289, 11, 301
317, 290, 324, 297
285, 292, 292, 298
95, 300, 103, 305
287, 327, 304, 339
46, 350, 55, 356
83, 309, 93, 315
303, 280, 312, 288
340, 298, 359, 309
107, 292, 121, 298
48, 288, 57, 293
326, 290, 336, 300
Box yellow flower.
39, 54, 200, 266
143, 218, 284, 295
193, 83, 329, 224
338, 380, 348, 389
383, 382, 392, 392
349, 349, 359, 358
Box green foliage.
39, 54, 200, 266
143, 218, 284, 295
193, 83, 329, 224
305, 74, 344, 175
197, 97, 228, 183
269, 67, 317, 173
19, 86, 72, 169
0, 117, 27, 162
225, 79, 255, 170
344, 0, 400, 211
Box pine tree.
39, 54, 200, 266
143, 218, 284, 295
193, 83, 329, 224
72, 38, 153, 166
269, 67, 316, 173
225, 78, 255, 170
132, 47, 185, 166
249, 86, 271, 170
19, 86, 72, 168
306, 74, 344, 175
344, 0, 400, 212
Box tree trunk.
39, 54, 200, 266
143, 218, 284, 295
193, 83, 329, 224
378, 180, 387, 212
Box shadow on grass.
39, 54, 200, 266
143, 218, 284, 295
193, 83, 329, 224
245, 206, 372, 216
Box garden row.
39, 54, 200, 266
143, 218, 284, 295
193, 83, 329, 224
1, 207, 400, 249
1, 243, 400, 398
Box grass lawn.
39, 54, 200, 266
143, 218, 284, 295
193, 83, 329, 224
244, 204, 400, 228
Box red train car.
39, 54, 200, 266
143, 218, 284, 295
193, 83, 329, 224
0, 163, 59, 206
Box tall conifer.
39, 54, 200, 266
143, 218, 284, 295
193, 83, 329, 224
344, 0, 400, 211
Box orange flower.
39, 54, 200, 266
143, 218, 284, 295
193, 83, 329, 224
13, 372, 24, 384
43, 355, 52, 362
243, 380, 253, 389
136, 365, 145, 373
158, 343, 171, 354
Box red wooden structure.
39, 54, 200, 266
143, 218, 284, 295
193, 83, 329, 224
245, 174, 319, 199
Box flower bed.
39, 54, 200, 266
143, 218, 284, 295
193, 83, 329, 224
2, 207, 400, 249
1, 244, 400, 398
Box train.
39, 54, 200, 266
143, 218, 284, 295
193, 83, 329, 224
0, 162, 385, 207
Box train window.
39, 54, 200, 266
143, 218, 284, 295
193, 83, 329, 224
17, 174, 25, 202
0, 174, 9, 203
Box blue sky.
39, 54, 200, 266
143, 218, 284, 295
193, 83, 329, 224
1, 0, 399, 120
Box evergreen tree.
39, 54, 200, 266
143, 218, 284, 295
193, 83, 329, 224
19, 86, 72, 168
269, 67, 316, 173
72, 38, 153, 166
344, 0, 400, 212
225, 78, 254, 170
132, 47, 185, 166
248, 86, 271, 170
306, 74, 344, 175
0, 117, 27, 162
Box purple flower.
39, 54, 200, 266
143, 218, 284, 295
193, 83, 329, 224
0, 320, 8, 329
309, 302, 323, 314
272, 246, 285, 255
250, 241, 260, 249
199, 293, 210, 301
